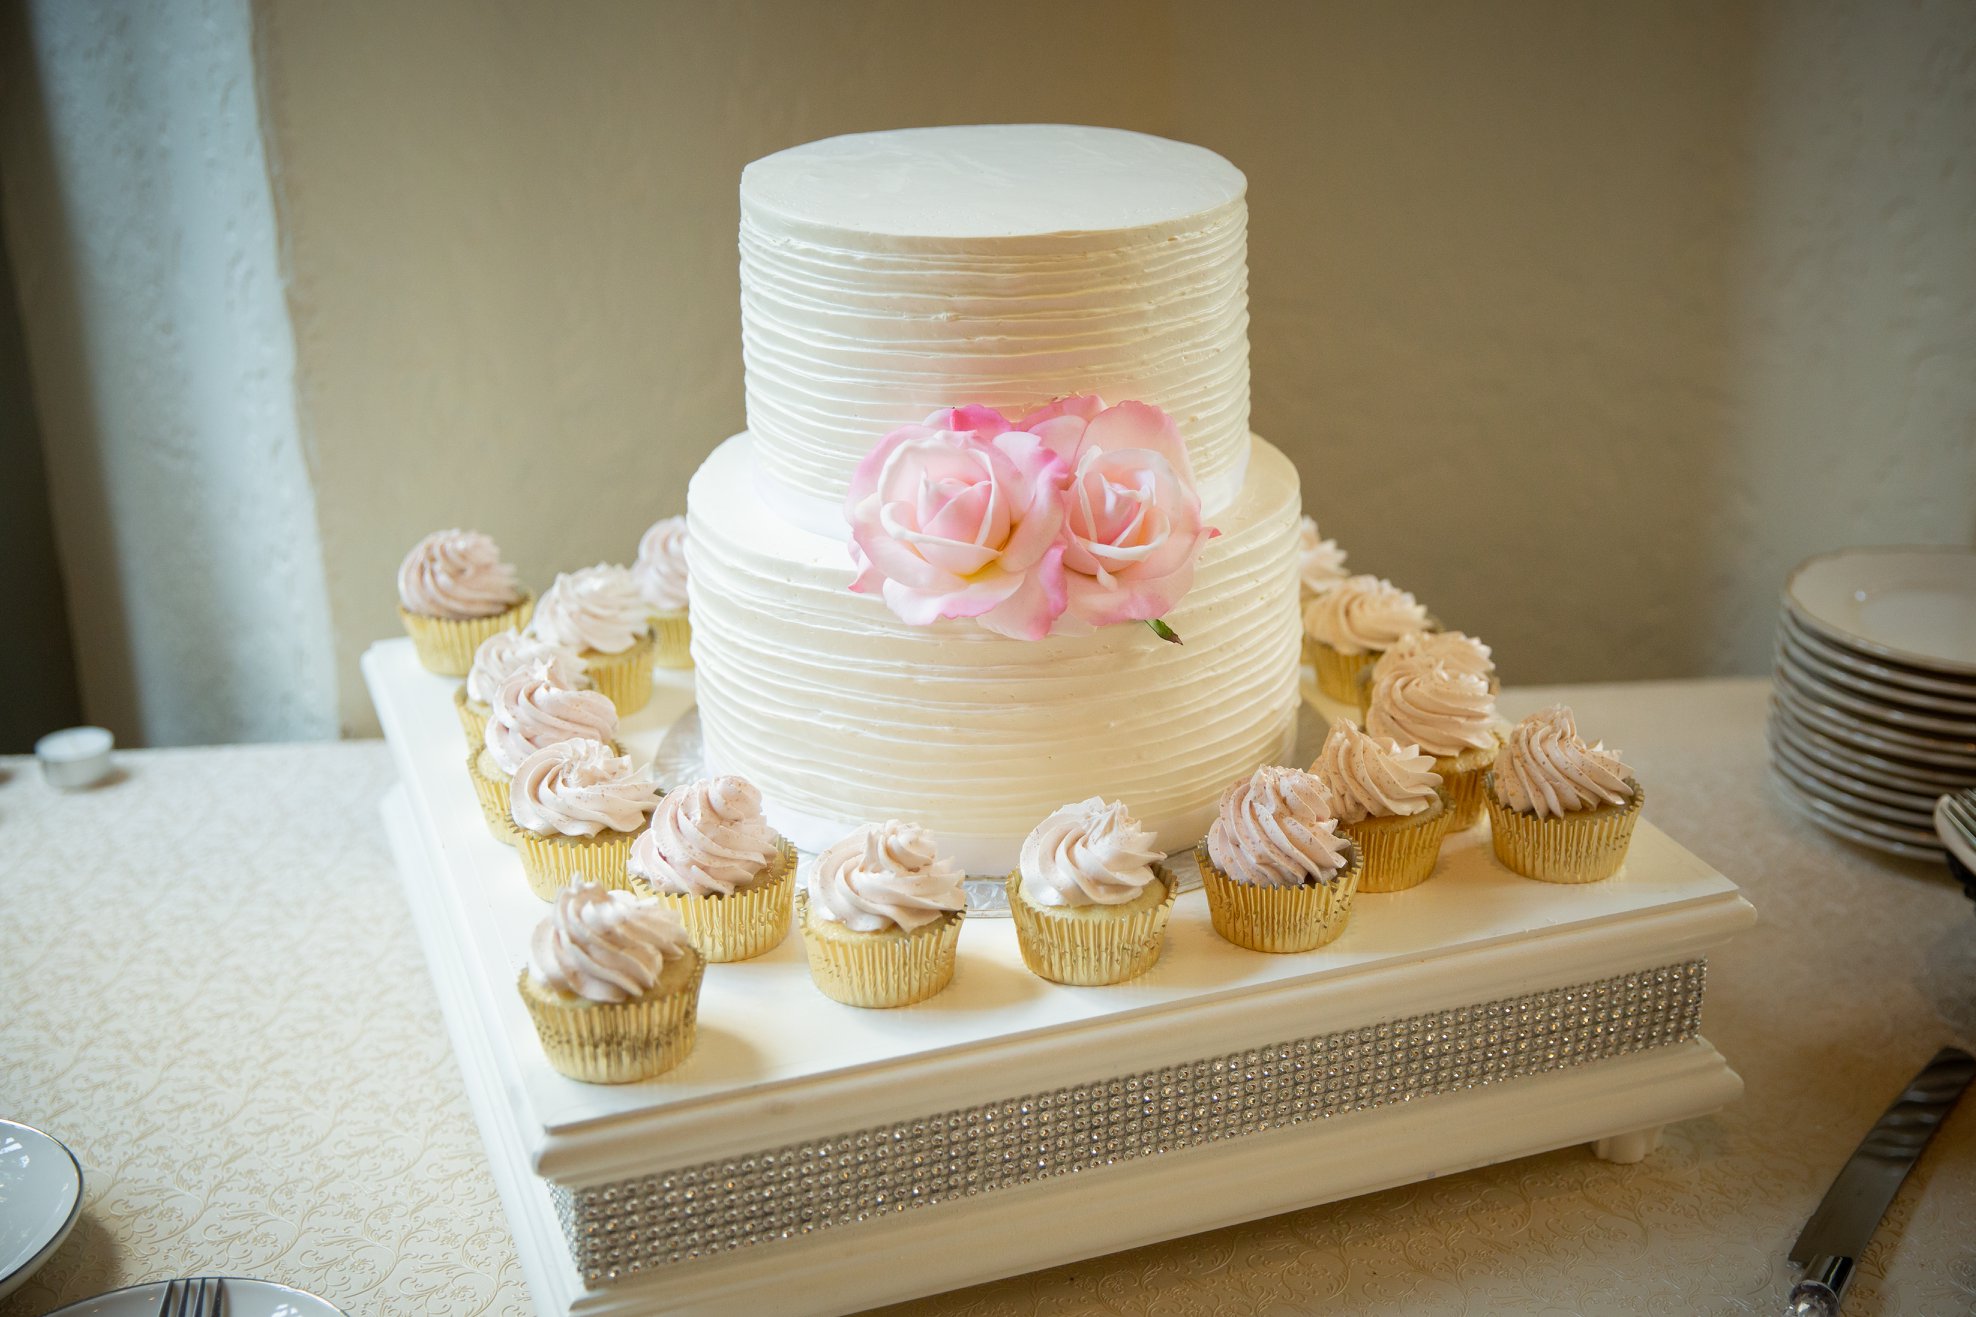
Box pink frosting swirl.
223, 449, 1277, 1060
1206, 765, 1352, 888
508, 738, 660, 838
634, 516, 690, 613
528, 879, 693, 1004
1018, 797, 1165, 907
1372, 630, 1494, 688
1311, 721, 1443, 824
396, 529, 523, 620
483, 663, 619, 776
530, 564, 650, 655
467, 628, 588, 706
1297, 516, 1349, 598
1366, 656, 1500, 758
808, 821, 965, 932
629, 775, 780, 897
1301, 575, 1430, 655
1495, 705, 1637, 819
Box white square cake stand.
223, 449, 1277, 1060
363, 639, 1754, 1317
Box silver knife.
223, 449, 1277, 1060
1785, 1045, 1975, 1315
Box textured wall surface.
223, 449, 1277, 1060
1, 0, 337, 746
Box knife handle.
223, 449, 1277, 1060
1785, 1255, 1851, 1316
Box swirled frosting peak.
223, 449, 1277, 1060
633, 516, 690, 612
1367, 656, 1500, 758
466, 628, 587, 706
1301, 575, 1429, 655
1495, 705, 1637, 819
629, 775, 780, 897
1206, 766, 1351, 888
808, 821, 965, 932
484, 664, 620, 775
529, 564, 649, 655
396, 529, 523, 620
1311, 721, 1443, 824
508, 738, 660, 838
1297, 516, 1349, 597
528, 879, 693, 1004
1372, 630, 1494, 687
1019, 797, 1166, 907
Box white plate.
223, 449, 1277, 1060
44, 1276, 344, 1315
1768, 729, 1941, 816
1776, 623, 1976, 717
1779, 609, 1976, 699
1769, 707, 1976, 793
1770, 741, 1939, 827
0, 1119, 82, 1301
1786, 546, 1976, 675
1771, 681, 1976, 768
1774, 649, 1976, 737
1771, 770, 1946, 859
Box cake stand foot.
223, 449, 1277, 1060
1592, 1125, 1663, 1164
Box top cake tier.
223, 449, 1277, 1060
740, 124, 1251, 526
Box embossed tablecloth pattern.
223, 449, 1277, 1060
3, 680, 1973, 1316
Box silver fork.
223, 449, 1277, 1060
158, 1276, 223, 1317
1937, 788, 1976, 896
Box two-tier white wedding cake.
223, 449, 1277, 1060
686, 124, 1302, 873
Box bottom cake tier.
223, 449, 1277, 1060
684, 432, 1303, 874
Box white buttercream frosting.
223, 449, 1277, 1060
1372, 630, 1494, 687
629, 775, 780, 898
739, 125, 1251, 524
508, 738, 660, 838
634, 516, 690, 613
807, 821, 966, 933
1366, 656, 1501, 759
1297, 517, 1349, 598
483, 664, 619, 776
530, 565, 649, 655
1311, 721, 1443, 824
528, 879, 693, 1004
466, 629, 587, 707
1018, 797, 1165, 908
1206, 765, 1351, 888
1495, 706, 1637, 819
397, 529, 522, 620
1302, 575, 1430, 655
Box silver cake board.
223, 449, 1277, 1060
363, 638, 1754, 1317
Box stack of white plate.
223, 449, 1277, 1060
1768, 547, 1976, 861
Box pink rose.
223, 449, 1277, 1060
1020, 396, 1217, 631
845, 406, 1071, 641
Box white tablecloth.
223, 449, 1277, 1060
3, 678, 1972, 1315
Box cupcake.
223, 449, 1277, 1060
1296, 515, 1350, 603
1197, 765, 1362, 953
1006, 798, 1178, 986
1361, 629, 1496, 709
396, 529, 532, 675
1484, 705, 1643, 884
1367, 655, 1501, 830
1302, 575, 1429, 704
508, 738, 661, 898
517, 878, 704, 1083
1310, 720, 1452, 893
469, 662, 619, 847
528, 564, 656, 716
455, 628, 588, 752
798, 821, 966, 1008
628, 775, 795, 962
633, 516, 692, 669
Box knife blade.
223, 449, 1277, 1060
1785, 1045, 1975, 1315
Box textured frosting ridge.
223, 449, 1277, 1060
1367, 656, 1500, 759
466, 629, 587, 706
807, 821, 965, 933
1302, 575, 1429, 655
1206, 765, 1351, 888
483, 664, 619, 776
629, 775, 780, 897
634, 517, 690, 613
528, 879, 692, 1004
1019, 797, 1166, 908
1311, 721, 1443, 824
1372, 630, 1495, 687
1297, 517, 1349, 597
531, 565, 649, 655
1496, 705, 1636, 819
509, 738, 660, 838
397, 529, 522, 620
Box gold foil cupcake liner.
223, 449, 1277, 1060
636, 839, 796, 962
1436, 742, 1499, 831
517, 961, 704, 1084
1341, 791, 1454, 893
453, 684, 491, 753
585, 632, 657, 716
1311, 641, 1378, 706
1196, 842, 1362, 953
465, 751, 519, 847
1004, 863, 1179, 986
1484, 774, 1644, 884
398, 594, 534, 677
516, 828, 638, 901
796, 894, 964, 1008
650, 609, 693, 670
